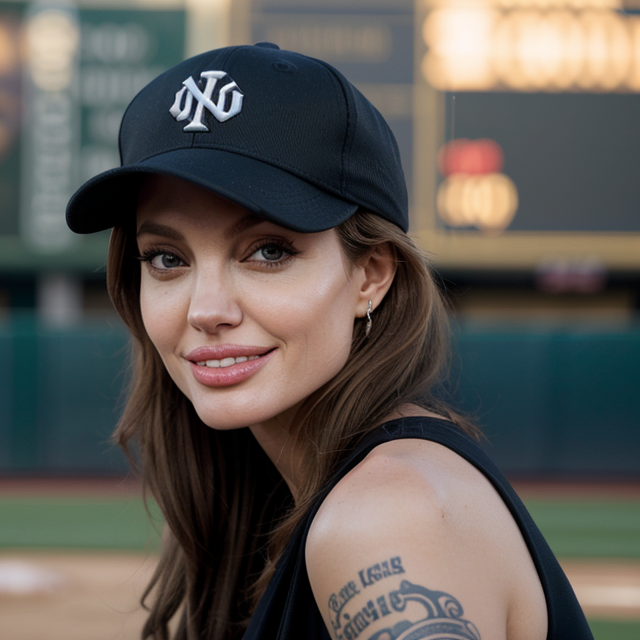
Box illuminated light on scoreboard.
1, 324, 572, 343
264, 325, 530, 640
437, 173, 519, 231
423, 7, 640, 91
438, 138, 504, 175
535, 257, 607, 293
423, 7, 496, 90
22, 5, 80, 252
25, 9, 80, 92
436, 139, 519, 232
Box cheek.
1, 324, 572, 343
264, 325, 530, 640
139, 278, 161, 345
249, 266, 358, 365
139, 276, 184, 355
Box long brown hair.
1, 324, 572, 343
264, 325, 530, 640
107, 210, 480, 640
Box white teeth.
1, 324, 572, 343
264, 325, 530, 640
198, 355, 261, 368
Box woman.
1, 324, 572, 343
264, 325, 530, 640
66, 43, 593, 640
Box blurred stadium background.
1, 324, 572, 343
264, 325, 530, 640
0, 0, 639, 638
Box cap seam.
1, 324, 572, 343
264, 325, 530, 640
312, 60, 352, 196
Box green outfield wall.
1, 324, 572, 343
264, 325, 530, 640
1, 319, 639, 477
451, 325, 640, 476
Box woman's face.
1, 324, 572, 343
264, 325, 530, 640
136, 175, 368, 432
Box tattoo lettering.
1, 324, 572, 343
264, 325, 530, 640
359, 557, 405, 588
329, 557, 405, 637
329, 578, 480, 640
367, 580, 481, 640
329, 580, 361, 632
341, 600, 381, 639
330, 590, 397, 638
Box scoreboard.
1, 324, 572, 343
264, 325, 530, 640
238, 0, 640, 272
0, 1, 186, 271
413, 0, 640, 271
0, 0, 638, 273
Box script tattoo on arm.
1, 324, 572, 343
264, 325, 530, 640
327, 557, 481, 640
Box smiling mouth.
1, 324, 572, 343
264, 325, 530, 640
196, 355, 261, 368
194, 349, 275, 369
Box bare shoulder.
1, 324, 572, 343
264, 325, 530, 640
306, 433, 547, 640
308, 435, 508, 550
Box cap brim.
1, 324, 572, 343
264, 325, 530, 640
66, 148, 359, 234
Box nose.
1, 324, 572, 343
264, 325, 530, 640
187, 268, 243, 334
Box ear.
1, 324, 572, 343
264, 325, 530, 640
354, 243, 396, 318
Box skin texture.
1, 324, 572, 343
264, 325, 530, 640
136, 175, 395, 494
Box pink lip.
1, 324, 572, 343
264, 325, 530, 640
185, 344, 276, 388
185, 344, 274, 362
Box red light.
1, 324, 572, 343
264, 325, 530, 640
438, 138, 504, 175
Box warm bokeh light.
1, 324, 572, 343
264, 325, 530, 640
423, 7, 496, 90
436, 139, 518, 232
629, 20, 640, 90
580, 11, 630, 89
437, 173, 519, 232
423, 6, 640, 91
25, 9, 80, 92
0, 19, 16, 75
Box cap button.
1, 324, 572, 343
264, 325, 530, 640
254, 42, 280, 50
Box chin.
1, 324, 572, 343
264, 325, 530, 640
187, 385, 307, 434
188, 398, 283, 432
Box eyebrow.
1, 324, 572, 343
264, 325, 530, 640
223, 213, 264, 239
136, 213, 268, 241
136, 221, 184, 241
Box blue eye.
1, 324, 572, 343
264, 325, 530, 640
245, 240, 298, 268
255, 244, 286, 261
139, 251, 185, 270
155, 253, 183, 269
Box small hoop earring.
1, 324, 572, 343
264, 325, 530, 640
365, 300, 373, 337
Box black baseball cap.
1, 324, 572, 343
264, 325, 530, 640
66, 42, 408, 234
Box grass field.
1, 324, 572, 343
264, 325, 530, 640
0, 495, 163, 551
1, 489, 639, 639
524, 500, 640, 560
587, 620, 640, 640
2, 494, 638, 555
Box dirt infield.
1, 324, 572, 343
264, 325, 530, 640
510, 479, 640, 500
561, 560, 640, 620
0, 552, 638, 640
0, 552, 155, 640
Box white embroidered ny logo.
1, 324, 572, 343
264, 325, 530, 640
169, 70, 244, 131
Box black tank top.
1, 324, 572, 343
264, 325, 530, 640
243, 417, 594, 640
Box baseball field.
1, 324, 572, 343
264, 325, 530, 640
0, 478, 638, 640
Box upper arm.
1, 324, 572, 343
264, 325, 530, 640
305, 446, 521, 640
